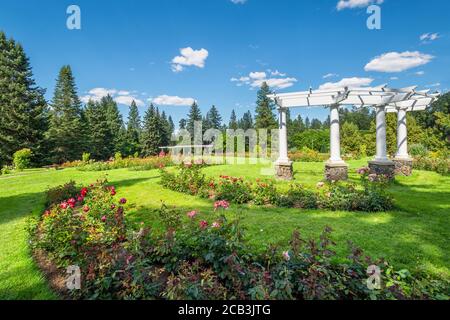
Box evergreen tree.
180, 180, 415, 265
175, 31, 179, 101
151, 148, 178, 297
84, 100, 113, 160
310, 118, 323, 129
229, 110, 238, 130
205, 105, 222, 130
126, 100, 141, 156
101, 95, 125, 155
168, 115, 175, 144
47, 65, 83, 163
305, 117, 311, 129
0, 31, 49, 166
255, 82, 277, 130
239, 111, 254, 130
160, 110, 171, 147
179, 118, 187, 130
141, 104, 163, 156
186, 102, 202, 138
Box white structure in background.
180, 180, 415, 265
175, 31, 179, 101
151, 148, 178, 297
386, 94, 438, 175
268, 86, 438, 180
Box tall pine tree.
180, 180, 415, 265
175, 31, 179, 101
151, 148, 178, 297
101, 95, 125, 155
126, 100, 141, 156
47, 65, 83, 163
84, 100, 113, 160
186, 102, 202, 139
141, 104, 163, 156
0, 31, 48, 166
205, 105, 223, 130
255, 82, 277, 130
229, 110, 238, 130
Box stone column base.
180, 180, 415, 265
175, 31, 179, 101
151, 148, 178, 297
325, 162, 348, 181
275, 162, 294, 180
368, 160, 396, 180
393, 158, 413, 176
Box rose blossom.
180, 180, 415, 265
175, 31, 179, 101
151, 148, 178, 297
119, 198, 127, 204
67, 198, 76, 208
80, 187, 88, 197
214, 200, 230, 211
212, 221, 221, 229
282, 251, 291, 261
199, 220, 208, 229
187, 211, 198, 219
101, 215, 107, 222
83, 205, 90, 213
60, 201, 68, 210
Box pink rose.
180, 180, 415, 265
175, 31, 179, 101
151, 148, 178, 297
187, 210, 198, 219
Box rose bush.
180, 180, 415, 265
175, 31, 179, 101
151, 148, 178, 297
160, 165, 394, 212
29, 184, 449, 300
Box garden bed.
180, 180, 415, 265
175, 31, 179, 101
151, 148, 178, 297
27, 179, 449, 300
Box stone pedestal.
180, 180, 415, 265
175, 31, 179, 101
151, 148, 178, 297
275, 161, 293, 180
368, 160, 396, 180
325, 162, 348, 181
393, 158, 413, 176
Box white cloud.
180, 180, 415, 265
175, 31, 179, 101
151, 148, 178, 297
319, 77, 374, 90
114, 96, 144, 107
323, 73, 339, 79
337, 0, 383, 10
80, 87, 144, 106
415, 71, 425, 76
420, 33, 440, 42
231, 70, 297, 90
171, 47, 209, 72
152, 95, 196, 106
249, 71, 267, 80
270, 70, 286, 77
364, 51, 434, 73
426, 83, 441, 88
231, 0, 247, 4
390, 76, 399, 80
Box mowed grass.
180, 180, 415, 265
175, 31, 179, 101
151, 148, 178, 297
0, 160, 449, 299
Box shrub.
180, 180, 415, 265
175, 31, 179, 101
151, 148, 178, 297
82, 152, 91, 163
13, 148, 33, 171
410, 144, 428, 157
277, 184, 318, 209
1, 165, 13, 175
45, 181, 79, 208
214, 176, 253, 204
253, 180, 279, 206
160, 163, 207, 195
413, 156, 450, 175
289, 147, 327, 162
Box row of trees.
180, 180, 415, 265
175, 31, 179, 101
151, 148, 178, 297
1, 30, 448, 167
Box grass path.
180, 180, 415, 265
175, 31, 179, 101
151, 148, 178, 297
0, 161, 449, 299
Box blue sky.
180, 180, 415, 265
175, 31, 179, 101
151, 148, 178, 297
0, 0, 449, 126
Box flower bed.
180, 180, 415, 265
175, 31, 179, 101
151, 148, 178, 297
413, 156, 450, 175
160, 164, 395, 212
28, 180, 449, 300
62, 153, 173, 172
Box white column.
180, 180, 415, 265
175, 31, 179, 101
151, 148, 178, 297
277, 107, 289, 163
395, 108, 409, 159
329, 104, 344, 163
375, 105, 389, 162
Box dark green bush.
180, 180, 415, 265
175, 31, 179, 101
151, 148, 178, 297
45, 180, 78, 207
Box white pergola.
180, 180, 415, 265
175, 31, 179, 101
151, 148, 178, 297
268, 86, 439, 180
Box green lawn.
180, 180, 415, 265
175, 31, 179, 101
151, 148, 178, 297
0, 160, 449, 299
